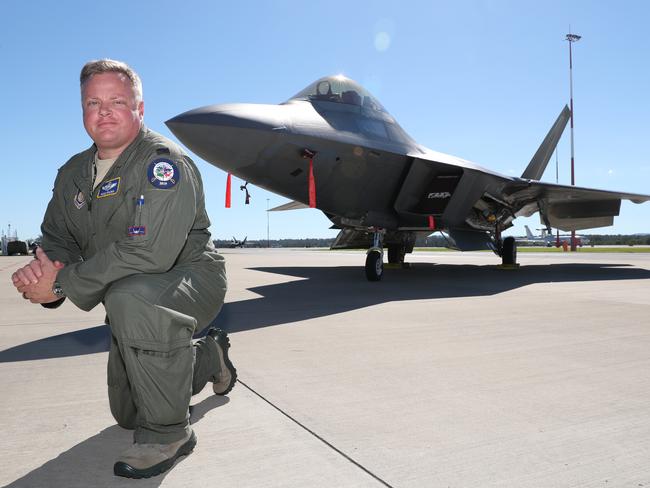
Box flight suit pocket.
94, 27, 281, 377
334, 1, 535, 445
131, 344, 193, 426
92, 185, 133, 243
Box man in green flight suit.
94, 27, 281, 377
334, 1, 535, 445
11, 59, 236, 479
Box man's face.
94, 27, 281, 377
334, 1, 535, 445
82, 72, 144, 157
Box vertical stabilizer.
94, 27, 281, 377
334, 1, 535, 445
521, 105, 571, 180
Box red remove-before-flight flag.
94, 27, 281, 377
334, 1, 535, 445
308, 159, 316, 208
225, 173, 232, 208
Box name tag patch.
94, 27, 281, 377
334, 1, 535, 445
128, 226, 146, 236
148, 158, 180, 189
97, 177, 121, 198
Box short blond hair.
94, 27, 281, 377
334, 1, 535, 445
80, 59, 143, 103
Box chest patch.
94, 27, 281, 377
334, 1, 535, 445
97, 177, 121, 198
148, 158, 180, 189
73, 191, 86, 209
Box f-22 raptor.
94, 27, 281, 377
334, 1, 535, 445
229, 236, 248, 248
166, 75, 650, 280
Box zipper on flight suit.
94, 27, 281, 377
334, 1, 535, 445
88, 156, 97, 211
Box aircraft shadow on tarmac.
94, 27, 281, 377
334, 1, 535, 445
3, 395, 227, 488
2, 262, 649, 363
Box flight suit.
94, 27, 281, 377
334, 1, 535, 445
40, 127, 226, 444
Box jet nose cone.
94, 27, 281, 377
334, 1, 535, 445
165, 103, 286, 171
166, 104, 281, 131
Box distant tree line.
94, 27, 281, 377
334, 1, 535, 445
214, 233, 650, 249
213, 238, 336, 248
581, 234, 650, 246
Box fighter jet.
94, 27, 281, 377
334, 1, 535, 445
229, 236, 248, 248
166, 75, 650, 280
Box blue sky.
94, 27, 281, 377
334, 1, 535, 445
2, 0, 649, 241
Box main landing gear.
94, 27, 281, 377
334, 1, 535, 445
365, 229, 385, 281
499, 235, 517, 266
387, 244, 406, 265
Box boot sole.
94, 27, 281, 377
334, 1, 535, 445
211, 329, 237, 395
113, 431, 197, 479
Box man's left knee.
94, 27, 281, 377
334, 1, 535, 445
105, 275, 195, 347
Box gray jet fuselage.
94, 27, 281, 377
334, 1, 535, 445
166, 75, 506, 238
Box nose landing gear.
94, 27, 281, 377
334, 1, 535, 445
365, 229, 385, 281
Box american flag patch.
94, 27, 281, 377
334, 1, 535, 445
128, 226, 146, 236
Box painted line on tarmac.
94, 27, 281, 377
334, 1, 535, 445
237, 379, 395, 488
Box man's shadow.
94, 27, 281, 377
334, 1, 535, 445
3, 395, 228, 488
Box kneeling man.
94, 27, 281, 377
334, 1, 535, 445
12, 59, 236, 479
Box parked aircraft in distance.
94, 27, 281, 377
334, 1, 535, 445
516, 225, 590, 247
513, 225, 548, 247
229, 236, 248, 248
166, 75, 650, 280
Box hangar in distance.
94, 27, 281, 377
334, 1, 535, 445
166, 75, 650, 280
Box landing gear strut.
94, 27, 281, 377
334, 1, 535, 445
365, 229, 385, 281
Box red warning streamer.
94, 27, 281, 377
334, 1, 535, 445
225, 173, 232, 208
308, 159, 316, 208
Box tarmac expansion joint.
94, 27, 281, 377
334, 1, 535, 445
236, 379, 395, 488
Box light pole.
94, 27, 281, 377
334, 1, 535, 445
566, 32, 581, 251
266, 198, 270, 248
555, 148, 561, 247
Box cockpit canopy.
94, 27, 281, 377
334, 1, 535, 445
286, 75, 388, 115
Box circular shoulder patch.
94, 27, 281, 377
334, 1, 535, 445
147, 158, 181, 189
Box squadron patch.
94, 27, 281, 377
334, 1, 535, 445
97, 177, 121, 198
73, 191, 86, 209
148, 158, 180, 189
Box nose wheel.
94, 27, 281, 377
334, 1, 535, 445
365, 228, 385, 281
365, 250, 384, 281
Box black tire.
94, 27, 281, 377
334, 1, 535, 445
365, 250, 383, 281
502, 236, 517, 265
387, 245, 406, 264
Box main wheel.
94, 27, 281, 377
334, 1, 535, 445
365, 250, 383, 281
387, 245, 406, 264
502, 236, 517, 265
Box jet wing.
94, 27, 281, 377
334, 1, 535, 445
503, 180, 650, 231
398, 152, 650, 234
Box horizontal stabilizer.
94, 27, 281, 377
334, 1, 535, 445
268, 200, 310, 211
546, 199, 620, 231
521, 105, 571, 180
505, 179, 650, 231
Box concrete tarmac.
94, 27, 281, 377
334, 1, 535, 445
1, 249, 650, 487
